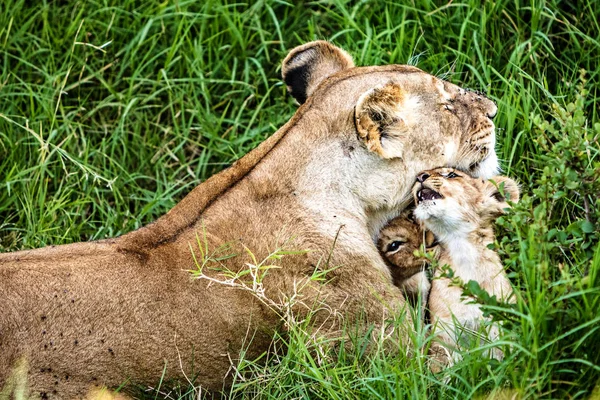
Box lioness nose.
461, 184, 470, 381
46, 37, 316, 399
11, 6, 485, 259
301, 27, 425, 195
416, 172, 430, 183
487, 105, 498, 120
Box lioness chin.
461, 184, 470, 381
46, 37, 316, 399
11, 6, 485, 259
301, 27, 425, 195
0, 41, 499, 398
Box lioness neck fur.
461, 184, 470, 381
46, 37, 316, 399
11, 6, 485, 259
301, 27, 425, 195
412, 167, 519, 370
0, 41, 500, 398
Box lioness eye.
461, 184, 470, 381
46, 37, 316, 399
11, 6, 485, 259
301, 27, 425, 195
446, 171, 460, 178
387, 240, 406, 253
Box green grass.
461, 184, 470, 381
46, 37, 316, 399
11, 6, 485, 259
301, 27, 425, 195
1, 0, 599, 398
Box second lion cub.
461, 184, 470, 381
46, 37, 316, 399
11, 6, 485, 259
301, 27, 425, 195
412, 167, 519, 369
378, 209, 437, 306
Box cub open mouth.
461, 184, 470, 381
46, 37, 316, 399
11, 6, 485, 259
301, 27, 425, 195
417, 188, 443, 202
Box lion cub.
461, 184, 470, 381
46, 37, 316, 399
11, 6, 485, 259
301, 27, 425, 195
377, 209, 437, 306
411, 167, 519, 368
413, 168, 519, 368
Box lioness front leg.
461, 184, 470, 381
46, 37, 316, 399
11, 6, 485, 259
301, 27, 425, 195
285, 259, 415, 356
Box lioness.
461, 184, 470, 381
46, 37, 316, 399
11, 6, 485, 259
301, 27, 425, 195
0, 41, 499, 398
412, 167, 519, 370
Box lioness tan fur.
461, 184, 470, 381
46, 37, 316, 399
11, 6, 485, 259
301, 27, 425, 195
412, 167, 519, 370
377, 209, 436, 306
0, 41, 500, 398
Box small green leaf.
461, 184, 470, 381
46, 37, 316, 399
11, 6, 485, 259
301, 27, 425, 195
581, 221, 595, 234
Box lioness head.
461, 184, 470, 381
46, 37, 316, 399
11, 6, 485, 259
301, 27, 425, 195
412, 167, 519, 238
377, 209, 437, 283
282, 41, 500, 182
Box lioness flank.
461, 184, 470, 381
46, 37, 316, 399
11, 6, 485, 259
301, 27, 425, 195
0, 41, 500, 398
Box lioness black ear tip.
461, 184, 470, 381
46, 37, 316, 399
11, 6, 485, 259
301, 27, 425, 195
282, 47, 314, 104
282, 41, 354, 104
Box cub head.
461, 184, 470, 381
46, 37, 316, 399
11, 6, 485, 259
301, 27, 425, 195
412, 167, 520, 237
282, 41, 500, 182
377, 209, 438, 283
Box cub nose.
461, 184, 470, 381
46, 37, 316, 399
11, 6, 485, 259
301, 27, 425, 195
416, 172, 430, 183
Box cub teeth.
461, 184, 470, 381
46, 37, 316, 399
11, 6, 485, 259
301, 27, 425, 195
418, 188, 443, 202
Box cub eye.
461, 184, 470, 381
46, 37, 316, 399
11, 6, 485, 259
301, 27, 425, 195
387, 240, 406, 253
446, 171, 460, 179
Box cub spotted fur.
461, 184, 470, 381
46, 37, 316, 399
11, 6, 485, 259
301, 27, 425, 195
0, 41, 500, 398
412, 167, 519, 369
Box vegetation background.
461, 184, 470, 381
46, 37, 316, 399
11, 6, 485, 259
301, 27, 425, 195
0, 0, 599, 398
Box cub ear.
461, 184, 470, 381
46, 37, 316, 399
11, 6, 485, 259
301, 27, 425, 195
484, 176, 520, 215
282, 41, 354, 104
355, 82, 409, 159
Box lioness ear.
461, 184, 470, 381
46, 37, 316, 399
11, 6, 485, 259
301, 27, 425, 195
282, 41, 354, 104
484, 176, 520, 215
355, 82, 409, 159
